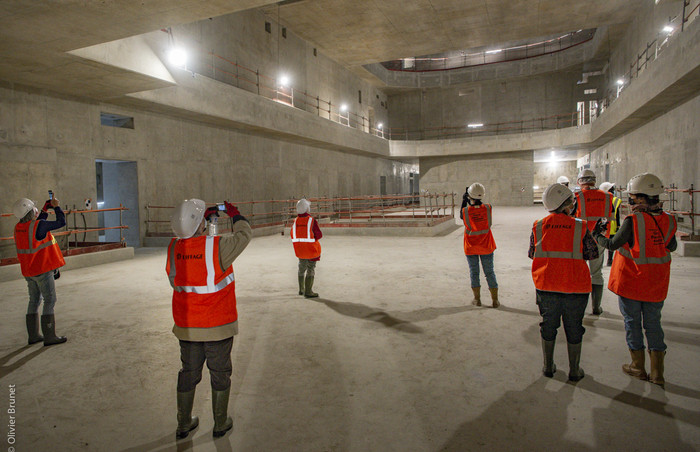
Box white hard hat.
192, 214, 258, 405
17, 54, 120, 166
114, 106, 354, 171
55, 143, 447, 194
467, 183, 485, 200
296, 198, 311, 214
599, 182, 614, 193
13, 198, 36, 219
556, 176, 570, 185
577, 169, 596, 183
171, 199, 206, 238
543, 183, 574, 212
627, 173, 664, 196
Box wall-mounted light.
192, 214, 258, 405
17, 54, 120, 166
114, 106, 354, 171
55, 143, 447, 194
485, 49, 502, 54
377, 123, 383, 129
340, 104, 348, 112
616, 79, 625, 85
467, 123, 483, 128
663, 25, 674, 33
279, 75, 290, 87
168, 48, 188, 67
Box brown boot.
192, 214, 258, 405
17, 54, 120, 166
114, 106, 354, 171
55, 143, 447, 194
622, 349, 648, 380
471, 287, 481, 306
649, 350, 665, 387
489, 288, 500, 308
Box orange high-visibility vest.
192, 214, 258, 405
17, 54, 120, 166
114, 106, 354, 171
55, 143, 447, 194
575, 188, 614, 235
291, 216, 321, 259
531, 214, 591, 294
166, 236, 237, 328
14, 220, 65, 277
462, 204, 496, 255
608, 212, 677, 302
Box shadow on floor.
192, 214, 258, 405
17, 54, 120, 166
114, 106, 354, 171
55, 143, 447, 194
315, 298, 425, 333
0, 344, 48, 379
120, 427, 234, 452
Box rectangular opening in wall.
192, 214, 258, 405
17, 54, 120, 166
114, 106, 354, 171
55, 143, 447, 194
358, 90, 362, 104
100, 112, 134, 129
584, 88, 597, 95
265, 21, 271, 33
282, 27, 287, 38
313, 48, 317, 56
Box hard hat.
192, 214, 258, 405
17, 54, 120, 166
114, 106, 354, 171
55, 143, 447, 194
467, 183, 485, 200
556, 176, 570, 185
627, 173, 664, 196
296, 198, 311, 215
542, 183, 574, 212
599, 182, 614, 193
577, 169, 596, 184
13, 198, 36, 219
170, 199, 206, 238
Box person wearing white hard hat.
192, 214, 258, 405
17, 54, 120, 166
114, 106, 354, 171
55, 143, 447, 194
592, 173, 677, 387
12, 195, 68, 346
529, 183, 599, 381
556, 175, 570, 187
166, 198, 251, 439
291, 198, 323, 298
461, 183, 499, 308
574, 169, 614, 315
598, 182, 622, 266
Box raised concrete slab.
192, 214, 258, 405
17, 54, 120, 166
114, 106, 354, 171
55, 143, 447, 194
0, 247, 134, 282
676, 240, 700, 257
321, 218, 460, 237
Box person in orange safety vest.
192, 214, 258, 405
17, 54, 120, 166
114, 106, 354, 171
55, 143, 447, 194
166, 198, 251, 439
575, 169, 614, 316
291, 198, 322, 298
592, 173, 677, 387
461, 183, 499, 308
13, 196, 67, 347
529, 183, 599, 382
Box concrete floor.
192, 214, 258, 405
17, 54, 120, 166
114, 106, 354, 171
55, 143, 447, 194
1, 206, 699, 452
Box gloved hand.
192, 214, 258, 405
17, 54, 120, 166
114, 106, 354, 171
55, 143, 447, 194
224, 201, 240, 218
42, 200, 52, 211
204, 206, 219, 221
593, 218, 607, 237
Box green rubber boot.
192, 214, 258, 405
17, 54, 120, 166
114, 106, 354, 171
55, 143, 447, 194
41, 314, 67, 346
541, 338, 556, 378
304, 275, 318, 298
26, 314, 43, 345
176, 390, 199, 439
567, 342, 585, 382
212, 387, 233, 438
298, 275, 305, 295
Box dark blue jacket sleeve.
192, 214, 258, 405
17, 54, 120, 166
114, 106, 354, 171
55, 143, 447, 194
35, 207, 66, 241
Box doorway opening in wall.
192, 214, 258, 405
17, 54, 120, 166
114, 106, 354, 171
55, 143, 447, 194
576, 101, 585, 126
95, 159, 140, 247
380, 176, 387, 195
368, 106, 375, 134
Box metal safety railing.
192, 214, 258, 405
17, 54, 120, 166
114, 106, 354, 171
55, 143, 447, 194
666, 184, 699, 240
145, 193, 455, 237
380, 29, 595, 72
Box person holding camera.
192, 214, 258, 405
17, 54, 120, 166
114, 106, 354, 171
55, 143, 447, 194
166, 199, 251, 439
592, 173, 677, 387
12, 195, 68, 346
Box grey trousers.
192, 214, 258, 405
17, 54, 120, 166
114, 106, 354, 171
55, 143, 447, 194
298, 259, 317, 277
588, 242, 605, 286
177, 337, 233, 392
25, 270, 57, 315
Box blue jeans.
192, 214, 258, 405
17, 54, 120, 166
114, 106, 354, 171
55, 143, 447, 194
25, 270, 57, 315
466, 253, 498, 289
618, 296, 666, 351
536, 290, 589, 344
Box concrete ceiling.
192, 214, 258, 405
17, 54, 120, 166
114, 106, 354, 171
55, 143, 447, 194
0, 0, 642, 100
262, 0, 643, 66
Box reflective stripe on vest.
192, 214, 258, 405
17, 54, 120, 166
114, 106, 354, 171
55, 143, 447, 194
15, 220, 57, 254
463, 205, 492, 236
616, 213, 675, 265
168, 236, 235, 294
577, 190, 614, 222
533, 218, 584, 259
291, 217, 316, 242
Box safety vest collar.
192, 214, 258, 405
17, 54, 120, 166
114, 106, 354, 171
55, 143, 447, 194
291, 217, 316, 243
168, 236, 235, 294
533, 217, 584, 259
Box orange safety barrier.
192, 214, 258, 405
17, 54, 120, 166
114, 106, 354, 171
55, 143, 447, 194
666, 184, 699, 239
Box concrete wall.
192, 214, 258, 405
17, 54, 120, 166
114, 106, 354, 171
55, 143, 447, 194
0, 86, 413, 257
585, 93, 700, 232
173, 8, 389, 132
388, 69, 581, 135
533, 160, 577, 192
419, 151, 534, 206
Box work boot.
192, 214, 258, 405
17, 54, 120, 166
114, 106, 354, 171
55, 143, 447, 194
591, 284, 604, 315
567, 342, 585, 382
541, 338, 556, 378
40, 314, 67, 346
471, 287, 481, 306
26, 314, 43, 345
298, 275, 305, 296
176, 389, 199, 439
489, 287, 500, 308
648, 350, 666, 387
304, 275, 318, 298
622, 349, 648, 380
212, 387, 233, 438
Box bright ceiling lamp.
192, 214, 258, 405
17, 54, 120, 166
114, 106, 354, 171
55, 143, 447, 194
663, 25, 674, 33
279, 75, 290, 87
467, 123, 483, 128
486, 49, 502, 54
616, 79, 625, 85
340, 104, 348, 112
377, 122, 383, 129
168, 48, 188, 68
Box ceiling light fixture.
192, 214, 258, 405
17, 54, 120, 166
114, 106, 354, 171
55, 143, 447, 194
340, 104, 348, 112
663, 25, 674, 33
616, 79, 625, 85
168, 48, 187, 68
485, 49, 502, 54
377, 123, 383, 129
279, 75, 290, 87
467, 123, 483, 128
